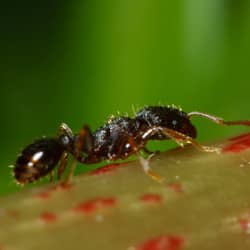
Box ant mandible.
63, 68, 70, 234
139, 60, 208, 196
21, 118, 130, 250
13, 106, 250, 184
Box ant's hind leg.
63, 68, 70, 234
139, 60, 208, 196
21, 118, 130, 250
142, 127, 221, 154
162, 128, 221, 153
188, 111, 250, 127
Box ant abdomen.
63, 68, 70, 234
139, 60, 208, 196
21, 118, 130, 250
14, 138, 64, 184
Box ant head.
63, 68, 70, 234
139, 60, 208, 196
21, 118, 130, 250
14, 138, 63, 184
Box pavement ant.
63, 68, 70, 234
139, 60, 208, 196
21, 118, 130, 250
13, 106, 250, 184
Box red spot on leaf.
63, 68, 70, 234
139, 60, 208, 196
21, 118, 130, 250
40, 212, 57, 223
74, 197, 117, 214
35, 191, 51, 200
239, 219, 250, 231
135, 235, 184, 250
223, 133, 250, 153
167, 183, 183, 193
35, 183, 74, 200
139, 194, 163, 204
90, 163, 125, 175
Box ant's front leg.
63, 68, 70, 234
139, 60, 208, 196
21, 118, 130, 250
64, 125, 94, 183
74, 125, 94, 156
142, 126, 221, 153
57, 152, 69, 180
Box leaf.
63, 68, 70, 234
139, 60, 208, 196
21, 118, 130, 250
1, 133, 250, 250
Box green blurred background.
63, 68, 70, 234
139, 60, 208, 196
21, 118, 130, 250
1, 1, 250, 195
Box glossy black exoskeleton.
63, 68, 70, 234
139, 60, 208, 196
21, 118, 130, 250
14, 139, 63, 183
13, 105, 250, 184
14, 123, 75, 184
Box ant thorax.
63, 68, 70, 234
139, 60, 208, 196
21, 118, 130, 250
91, 117, 138, 160
86, 106, 196, 161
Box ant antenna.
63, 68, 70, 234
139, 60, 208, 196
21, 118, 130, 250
188, 111, 250, 127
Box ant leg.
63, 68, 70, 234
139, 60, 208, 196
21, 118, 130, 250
57, 152, 68, 180
161, 128, 221, 153
124, 136, 164, 183
63, 159, 77, 184
164, 129, 220, 153
142, 127, 221, 153
56, 123, 75, 183
188, 111, 250, 127
138, 153, 164, 183
74, 125, 93, 156
64, 125, 94, 183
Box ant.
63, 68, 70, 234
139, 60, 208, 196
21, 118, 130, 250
13, 106, 250, 184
